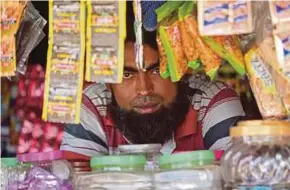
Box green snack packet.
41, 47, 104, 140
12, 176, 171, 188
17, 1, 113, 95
203, 36, 246, 76
159, 13, 188, 82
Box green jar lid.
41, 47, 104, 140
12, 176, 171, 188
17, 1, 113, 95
90, 155, 147, 169
158, 150, 214, 168
1, 157, 18, 166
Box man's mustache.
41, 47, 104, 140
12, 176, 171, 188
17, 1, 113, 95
130, 95, 163, 107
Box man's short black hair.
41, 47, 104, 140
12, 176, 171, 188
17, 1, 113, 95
126, 1, 158, 51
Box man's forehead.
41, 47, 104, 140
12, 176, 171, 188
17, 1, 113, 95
124, 42, 159, 70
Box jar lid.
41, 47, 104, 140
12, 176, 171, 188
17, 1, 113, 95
1, 157, 18, 166
17, 150, 64, 162
231, 120, 290, 137
118, 144, 162, 154
158, 150, 214, 167
90, 155, 146, 169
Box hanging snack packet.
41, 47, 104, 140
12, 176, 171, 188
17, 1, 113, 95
245, 47, 287, 119
273, 24, 290, 72
269, 1, 290, 25
203, 35, 246, 76
42, 1, 85, 124
159, 12, 188, 82
86, 1, 126, 83
0, 1, 26, 77
184, 14, 221, 80
156, 36, 169, 79
178, 1, 200, 70
198, 1, 253, 36
257, 37, 290, 115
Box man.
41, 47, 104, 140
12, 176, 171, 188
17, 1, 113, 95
60, 28, 245, 156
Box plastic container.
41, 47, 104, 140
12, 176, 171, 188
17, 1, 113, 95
74, 155, 153, 190
90, 155, 147, 172
1, 157, 31, 190
155, 150, 222, 190
118, 144, 162, 171
17, 150, 73, 180
221, 120, 290, 189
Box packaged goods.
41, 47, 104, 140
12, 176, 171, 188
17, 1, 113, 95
1, 1, 26, 76
155, 150, 222, 190
203, 35, 246, 76
184, 14, 222, 80
86, 1, 126, 83
178, 1, 200, 70
244, 47, 287, 118
42, 0, 85, 124
269, 1, 290, 25
198, 1, 253, 36
17, 150, 73, 180
158, 12, 188, 82
1, 158, 31, 190
157, 36, 170, 78
222, 120, 290, 189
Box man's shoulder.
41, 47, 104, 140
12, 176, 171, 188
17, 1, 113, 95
186, 74, 242, 121
82, 83, 112, 116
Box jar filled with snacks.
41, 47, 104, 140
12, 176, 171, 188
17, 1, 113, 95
155, 150, 222, 190
74, 155, 153, 190
17, 150, 73, 189
1, 157, 31, 190
118, 144, 162, 171
221, 120, 290, 189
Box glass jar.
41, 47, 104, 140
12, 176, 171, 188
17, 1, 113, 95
155, 150, 222, 190
74, 155, 153, 190
118, 144, 162, 171
17, 150, 73, 180
221, 120, 290, 189
1, 157, 31, 190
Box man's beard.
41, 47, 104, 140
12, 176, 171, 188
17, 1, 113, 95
108, 83, 190, 144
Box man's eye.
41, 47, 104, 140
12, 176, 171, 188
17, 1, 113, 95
123, 72, 133, 79
152, 68, 160, 75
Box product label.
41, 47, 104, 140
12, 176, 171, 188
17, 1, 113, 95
251, 54, 273, 87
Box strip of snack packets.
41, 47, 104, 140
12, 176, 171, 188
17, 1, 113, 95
86, 1, 126, 83
1, 1, 27, 77
158, 12, 188, 82
178, 1, 200, 70
245, 46, 287, 119
42, 0, 85, 124
198, 1, 253, 36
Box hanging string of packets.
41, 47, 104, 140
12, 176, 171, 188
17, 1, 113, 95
133, 0, 144, 70
42, 0, 126, 124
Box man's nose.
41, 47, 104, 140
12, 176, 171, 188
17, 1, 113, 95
135, 73, 153, 96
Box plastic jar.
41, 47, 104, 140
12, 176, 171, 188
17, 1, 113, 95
221, 120, 290, 189
74, 155, 153, 190
1, 157, 31, 190
155, 150, 222, 190
118, 144, 162, 171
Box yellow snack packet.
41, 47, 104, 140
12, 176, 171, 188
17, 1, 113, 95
245, 47, 287, 119
86, 1, 126, 83
42, 0, 86, 124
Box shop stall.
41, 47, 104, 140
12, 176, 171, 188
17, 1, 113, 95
1, 1, 290, 189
